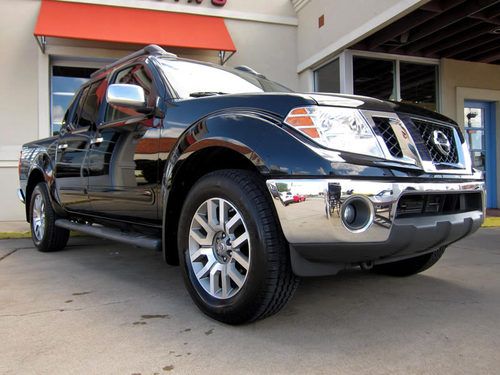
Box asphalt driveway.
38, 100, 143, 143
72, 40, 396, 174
1, 228, 499, 374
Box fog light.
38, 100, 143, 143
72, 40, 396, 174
340, 196, 374, 232
343, 204, 356, 224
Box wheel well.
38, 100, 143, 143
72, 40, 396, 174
163, 147, 262, 265
25, 169, 45, 222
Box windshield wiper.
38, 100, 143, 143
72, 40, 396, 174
189, 91, 228, 98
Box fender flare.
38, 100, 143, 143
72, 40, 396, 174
159, 109, 330, 263
25, 148, 66, 219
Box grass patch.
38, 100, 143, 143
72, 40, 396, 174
0, 231, 86, 240
0, 217, 498, 240
0, 232, 31, 239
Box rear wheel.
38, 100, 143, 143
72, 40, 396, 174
177, 170, 299, 324
371, 247, 446, 277
30, 182, 69, 252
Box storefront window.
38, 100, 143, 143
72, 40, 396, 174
314, 58, 340, 93
51, 66, 97, 135
353, 57, 396, 100
400, 62, 438, 111
352, 55, 438, 111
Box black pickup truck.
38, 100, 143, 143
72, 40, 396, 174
18, 45, 484, 324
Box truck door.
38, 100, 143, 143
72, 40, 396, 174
54, 83, 101, 212
87, 63, 160, 223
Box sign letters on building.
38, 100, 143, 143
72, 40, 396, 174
174, 0, 227, 6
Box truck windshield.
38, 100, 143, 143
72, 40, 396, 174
157, 59, 292, 99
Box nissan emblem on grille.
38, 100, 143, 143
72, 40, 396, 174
431, 130, 451, 156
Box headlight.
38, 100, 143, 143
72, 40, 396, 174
284, 106, 384, 158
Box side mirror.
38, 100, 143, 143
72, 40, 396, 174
106, 84, 146, 108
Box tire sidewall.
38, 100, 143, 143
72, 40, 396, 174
178, 173, 271, 319
30, 184, 47, 248
29, 182, 68, 252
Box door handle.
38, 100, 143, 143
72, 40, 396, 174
90, 137, 104, 145
58, 143, 68, 150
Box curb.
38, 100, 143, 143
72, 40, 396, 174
483, 217, 500, 228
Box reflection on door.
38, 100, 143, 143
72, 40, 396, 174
464, 101, 497, 208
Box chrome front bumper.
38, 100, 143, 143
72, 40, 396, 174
266, 178, 485, 245
17, 188, 25, 204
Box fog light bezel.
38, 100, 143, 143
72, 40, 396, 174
340, 196, 374, 233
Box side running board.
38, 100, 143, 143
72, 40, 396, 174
55, 219, 161, 251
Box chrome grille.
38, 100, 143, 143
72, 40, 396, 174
372, 117, 403, 158
411, 119, 459, 164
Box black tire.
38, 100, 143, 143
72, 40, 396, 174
371, 247, 446, 277
29, 182, 69, 252
177, 169, 299, 324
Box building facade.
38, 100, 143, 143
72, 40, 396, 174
0, 0, 499, 222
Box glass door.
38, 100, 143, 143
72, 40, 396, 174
464, 101, 497, 208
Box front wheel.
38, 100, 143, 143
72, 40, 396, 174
371, 247, 446, 277
29, 182, 69, 252
177, 170, 299, 324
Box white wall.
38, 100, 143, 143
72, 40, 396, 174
0, 0, 41, 221
441, 58, 500, 207
0, 0, 299, 222
441, 59, 500, 124
0, 0, 40, 152
225, 20, 298, 90
63, 0, 298, 24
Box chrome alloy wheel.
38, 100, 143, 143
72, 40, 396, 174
188, 198, 251, 299
32, 193, 46, 241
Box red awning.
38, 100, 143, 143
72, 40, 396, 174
34, 0, 236, 52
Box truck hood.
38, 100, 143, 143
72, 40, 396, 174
308, 93, 457, 125
170, 91, 457, 128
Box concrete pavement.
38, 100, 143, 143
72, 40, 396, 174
1, 229, 500, 374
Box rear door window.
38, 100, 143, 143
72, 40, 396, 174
61, 89, 82, 129
75, 79, 107, 128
